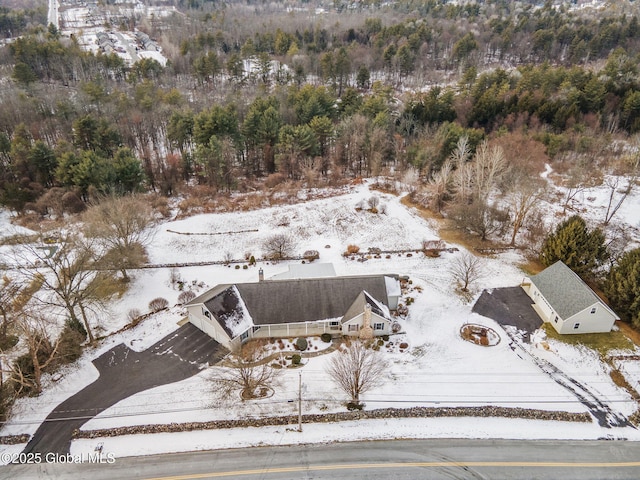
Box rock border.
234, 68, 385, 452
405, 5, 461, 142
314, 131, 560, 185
73, 406, 591, 440
0, 434, 30, 445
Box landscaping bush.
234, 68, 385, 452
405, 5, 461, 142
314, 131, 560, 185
56, 326, 84, 365
296, 337, 308, 351
382, 335, 390, 341
149, 297, 169, 312
346, 401, 364, 411
65, 316, 87, 339
321, 333, 332, 343
292, 354, 301, 365
242, 265, 248, 269
235, 265, 240, 269
178, 291, 196, 304
346, 244, 360, 254
377, 339, 384, 347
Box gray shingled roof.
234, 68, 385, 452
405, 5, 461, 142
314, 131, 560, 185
341, 291, 391, 323
530, 261, 617, 320
236, 276, 389, 326
190, 275, 392, 337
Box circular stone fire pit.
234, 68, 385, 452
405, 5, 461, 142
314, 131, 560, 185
460, 324, 501, 347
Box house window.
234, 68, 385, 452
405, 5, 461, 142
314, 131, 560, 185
202, 307, 211, 319
374, 323, 385, 331
554, 315, 558, 324
329, 321, 339, 326
590, 307, 597, 314
240, 330, 249, 342
573, 323, 580, 330
348, 324, 359, 332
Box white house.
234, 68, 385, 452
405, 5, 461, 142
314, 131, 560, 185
186, 274, 401, 351
522, 261, 619, 334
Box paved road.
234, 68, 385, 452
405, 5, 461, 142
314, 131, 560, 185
4, 439, 640, 480
21, 323, 226, 456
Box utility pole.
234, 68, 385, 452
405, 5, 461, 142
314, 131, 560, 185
298, 371, 302, 432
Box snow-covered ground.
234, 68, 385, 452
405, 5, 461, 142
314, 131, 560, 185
1, 181, 640, 460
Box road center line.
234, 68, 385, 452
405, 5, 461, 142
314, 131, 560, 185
144, 461, 640, 480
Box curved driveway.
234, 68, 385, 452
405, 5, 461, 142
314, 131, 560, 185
22, 323, 226, 455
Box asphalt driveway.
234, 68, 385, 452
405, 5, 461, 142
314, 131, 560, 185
22, 323, 227, 455
472, 286, 543, 341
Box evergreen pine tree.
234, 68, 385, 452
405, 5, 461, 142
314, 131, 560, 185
605, 248, 640, 327
540, 215, 607, 279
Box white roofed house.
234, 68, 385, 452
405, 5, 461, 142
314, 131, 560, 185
185, 273, 401, 351
522, 261, 619, 334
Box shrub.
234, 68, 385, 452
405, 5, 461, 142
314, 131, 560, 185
127, 309, 141, 322
65, 316, 87, 339
56, 326, 84, 365
321, 333, 332, 343
249, 255, 256, 265
399, 342, 409, 349
346, 401, 364, 411
178, 291, 196, 304
346, 244, 360, 254
243, 265, 248, 269
292, 354, 302, 365
149, 297, 169, 312
235, 265, 240, 269
377, 339, 384, 346
382, 335, 389, 341
296, 337, 308, 351
265, 172, 286, 188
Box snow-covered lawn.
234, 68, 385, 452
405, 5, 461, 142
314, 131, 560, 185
1, 181, 640, 460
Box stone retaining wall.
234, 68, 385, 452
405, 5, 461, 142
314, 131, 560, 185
0, 434, 30, 445
74, 406, 591, 440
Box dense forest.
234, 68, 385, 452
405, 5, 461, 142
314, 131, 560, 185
2, 0, 640, 217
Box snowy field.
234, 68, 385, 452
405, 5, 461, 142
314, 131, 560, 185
1, 179, 640, 459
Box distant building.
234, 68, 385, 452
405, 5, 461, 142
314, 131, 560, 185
522, 261, 619, 334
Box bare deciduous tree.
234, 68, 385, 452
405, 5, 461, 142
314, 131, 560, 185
449, 251, 484, 292
0, 273, 20, 346
471, 141, 509, 200
83, 195, 155, 281
263, 233, 297, 260
505, 173, 547, 246
450, 197, 509, 241
327, 341, 388, 406
11, 312, 60, 395
210, 343, 281, 400
561, 160, 600, 214
12, 233, 113, 345
426, 159, 454, 212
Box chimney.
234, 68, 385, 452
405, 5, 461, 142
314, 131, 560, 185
258, 268, 264, 282
359, 303, 374, 340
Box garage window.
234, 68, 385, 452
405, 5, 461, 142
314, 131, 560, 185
374, 323, 385, 330
348, 324, 359, 332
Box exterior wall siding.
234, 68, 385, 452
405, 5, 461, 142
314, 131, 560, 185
187, 304, 233, 350
557, 303, 617, 334
342, 313, 390, 336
